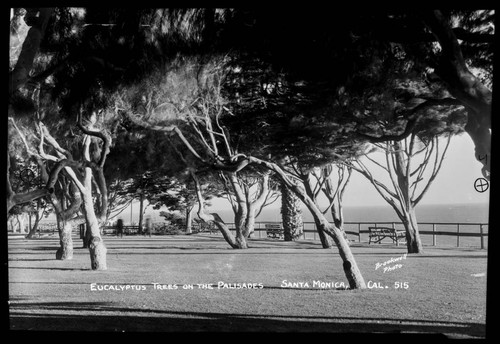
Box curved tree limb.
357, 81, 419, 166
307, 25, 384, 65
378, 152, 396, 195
9, 8, 54, 96
357, 98, 463, 143
419, 10, 491, 178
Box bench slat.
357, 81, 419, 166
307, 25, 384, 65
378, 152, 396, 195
368, 226, 406, 246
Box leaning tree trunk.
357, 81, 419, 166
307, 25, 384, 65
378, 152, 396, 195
331, 205, 349, 245
401, 207, 423, 254
301, 177, 333, 248
249, 157, 366, 289
26, 202, 43, 239
314, 218, 334, 248
280, 183, 304, 241
26, 215, 40, 238
192, 172, 247, 249
201, 211, 244, 249
304, 197, 365, 288
56, 220, 74, 260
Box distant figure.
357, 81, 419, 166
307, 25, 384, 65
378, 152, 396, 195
145, 218, 152, 237
116, 219, 124, 238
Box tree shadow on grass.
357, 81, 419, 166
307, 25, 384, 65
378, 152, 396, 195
29, 247, 59, 251
350, 250, 487, 258
407, 255, 487, 259
9, 302, 485, 337
8, 258, 55, 262
8, 266, 89, 271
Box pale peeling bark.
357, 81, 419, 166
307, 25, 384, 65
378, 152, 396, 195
402, 207, 423, 254
227, 173, 249, 248
185, 205, 195, 234
56, 221, 74, 260
82, 189, 107, 270
78, 133, 107, 270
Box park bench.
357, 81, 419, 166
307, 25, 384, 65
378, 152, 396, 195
101, 225, 140, 235
102, 226, 116, 235
265, 223, 284, 239
368, 226, 406, 246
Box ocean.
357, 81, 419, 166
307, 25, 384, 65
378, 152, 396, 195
212, 202, 490, 247
211, 202, 490, 225
37, 202, 489, 226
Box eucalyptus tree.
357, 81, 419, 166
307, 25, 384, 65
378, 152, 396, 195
332, 24, 469, 254
350, 134, 454, 254
218, 167, 280, 239
297, 163, 353, 246
112, 48, 367, 287
344, 9, 493, 178
8, 8, 129, 268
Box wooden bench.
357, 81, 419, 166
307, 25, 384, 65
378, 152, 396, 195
265, 223, 284, 239
101, 225, 140, 235
368, 227, 406, 246
102, 226, 116, 235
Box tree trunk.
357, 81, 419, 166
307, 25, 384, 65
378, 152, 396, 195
192, 172, 247, 249
138, 194, 144, 234
315, 218, 334, 248
280, 182, 304, 241
82, 224, 92, 248
315, 215, 365, 288
208, 213, 244, 249
16, 214, 27, 233
81, 191, 107, 270
401, 207, 423, 254
185, 205, 195, 234
233, 209, 249, 249
301, 176, 333, 248
26, 205, 43, 239
249, 156, 366, 289
331, 205, 349, 244
243, 209, 256, 238
56, 221, 73, 260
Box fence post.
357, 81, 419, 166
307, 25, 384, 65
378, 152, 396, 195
457, 224, 460, 247
358, 223, 361, 242
313, 223, 316, 241
480, 224, 484, 249
432, 224, 436, 246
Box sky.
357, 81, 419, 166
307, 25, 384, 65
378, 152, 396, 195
342, 133, 490, 207
123, 132, 490, 224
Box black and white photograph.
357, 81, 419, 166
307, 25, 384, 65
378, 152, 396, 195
6, 7, 493, 337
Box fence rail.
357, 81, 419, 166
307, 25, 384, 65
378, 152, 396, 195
222, 221, 488, 249
13, 220, 488, 248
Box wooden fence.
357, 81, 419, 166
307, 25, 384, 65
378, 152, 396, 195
14, 221, 488, 249
222, 221, 489, 249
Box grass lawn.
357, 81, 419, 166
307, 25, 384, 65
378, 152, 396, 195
7, 233, 488, 336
